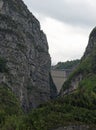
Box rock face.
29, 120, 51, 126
60, 27, 96, 95
61, 74, 82, 95
0, 0, 57, 111
83, 27, 96, 58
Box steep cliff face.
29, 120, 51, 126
0, 0, 57, 111
83, 27, 96, 58
60, 27, 96, 96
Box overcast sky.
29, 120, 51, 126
23, 0, 96, 65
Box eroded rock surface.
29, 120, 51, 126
0, 0, 57, 111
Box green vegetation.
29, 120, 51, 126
1, 47, 96, 129
52, 59, 80, 70
0, 86, 96, 130
62, 45, 96, 92
0, 84, 22, 130
0, 99, 95, 130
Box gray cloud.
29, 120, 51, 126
23, 0, 96, 28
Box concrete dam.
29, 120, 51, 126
51, 69, 72, 92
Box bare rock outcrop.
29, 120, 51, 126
60, 27, 96, 96
0, 0, 57, 111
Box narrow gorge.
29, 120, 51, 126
0, 0, 96, 130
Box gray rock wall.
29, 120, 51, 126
0, 0, 57, 111
61, 74, 82, 96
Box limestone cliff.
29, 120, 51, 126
0, 0, 57, 111
83, 27, 96, 58
60, 27, 96, 95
